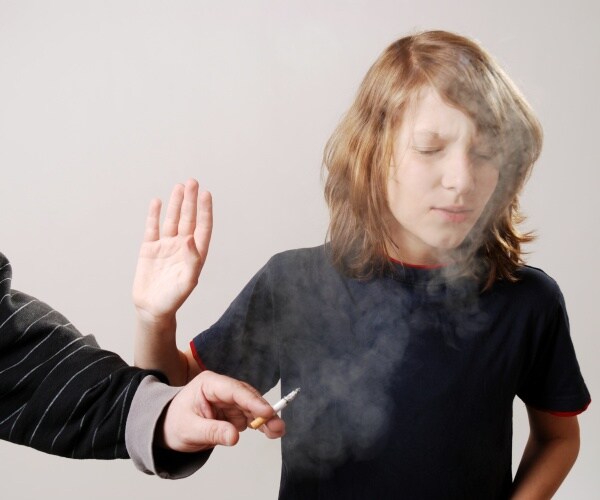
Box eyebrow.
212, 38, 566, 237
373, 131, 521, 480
412, 129, 488, 147
412, 130, 448, 141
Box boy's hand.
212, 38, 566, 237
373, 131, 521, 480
132, 178, 212, 326
158, 371, 285, 452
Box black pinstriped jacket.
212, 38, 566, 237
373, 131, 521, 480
0, 252, 154, 459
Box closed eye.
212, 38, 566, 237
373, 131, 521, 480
471, 150, 494, 162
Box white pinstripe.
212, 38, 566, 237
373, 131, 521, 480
14, 309, 56, 343
0, 403, 26, 426
8, 406, 25, 441
28, 354, 116, 446
5, 342, 91, 439
0, 293, 11, 306
91, 379, 133, 458
0, 323, 78, 377
50, 378, 106, 452
0, 290, 25, 307
0, 299, 37, 331
115, 379, 133, 456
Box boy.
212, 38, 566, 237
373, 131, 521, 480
133, 32, 590, 498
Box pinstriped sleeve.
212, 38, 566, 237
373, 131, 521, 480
0, 252, 155, 460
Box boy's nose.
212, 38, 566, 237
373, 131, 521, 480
441, 152, 475, 195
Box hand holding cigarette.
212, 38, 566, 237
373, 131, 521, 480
250, 388, 301, 430
159, 371, 286, 452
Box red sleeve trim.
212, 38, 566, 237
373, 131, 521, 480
540, 399, 591, 417
189, 340, 207, 372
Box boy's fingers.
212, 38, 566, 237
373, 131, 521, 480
143, 199, 162, 242
195, 190, 213, 261
163, 183, 185, 237
178, 178, 200, 237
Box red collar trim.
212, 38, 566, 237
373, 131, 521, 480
389, 257, 447, 270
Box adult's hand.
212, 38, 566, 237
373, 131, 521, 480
158, 371, 285, 452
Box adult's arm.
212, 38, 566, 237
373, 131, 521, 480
125, 376, 209, 478
0, 252, 163, 459
0, 253, 284, 478
127, 370, 285, 479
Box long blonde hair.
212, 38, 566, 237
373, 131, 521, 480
323, 30, 543, 287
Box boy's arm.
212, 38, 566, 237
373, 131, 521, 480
511, 406, 580, 499
132, 179, 212, 386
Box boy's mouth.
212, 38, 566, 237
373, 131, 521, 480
432, 205, 472, 223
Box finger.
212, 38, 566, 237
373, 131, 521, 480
194, 190, 213, 261
198, 371, 275, 419
143, 198, 162, 242
193, 386, 216, 420
250, 414, 286, 438
182, 235, 203, 281
192, 419, 240, 448
178, 178, 199, 237
262, 416, 286, 439
162, 183, 185, 237
219, 407, 251, 432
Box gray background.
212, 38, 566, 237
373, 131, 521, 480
0, 0, 598, 498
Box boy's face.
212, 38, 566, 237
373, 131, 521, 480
387, 87, 499, 265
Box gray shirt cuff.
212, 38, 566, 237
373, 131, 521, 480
125, 375, 212, 479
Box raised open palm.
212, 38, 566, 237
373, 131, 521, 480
133, 179, 212, 324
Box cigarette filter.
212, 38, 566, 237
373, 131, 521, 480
250, 387, 300, 429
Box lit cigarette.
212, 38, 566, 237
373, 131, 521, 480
250, 387, 300, 429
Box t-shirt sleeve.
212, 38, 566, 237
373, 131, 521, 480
517, 283, 590, 414
190, 261, 279, 394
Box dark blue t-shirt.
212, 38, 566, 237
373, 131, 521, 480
192, 245, 590, 499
